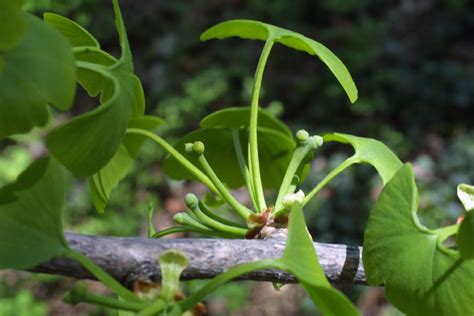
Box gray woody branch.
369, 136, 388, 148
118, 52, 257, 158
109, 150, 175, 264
32, 232, 366, 287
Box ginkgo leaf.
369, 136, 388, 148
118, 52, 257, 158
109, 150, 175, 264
0, 157, 69, 269
46, 0, 147, 177
457, 210, 474, 259
200, 106, 292, 138
201, 19, 357, 103
163, 127, 295, 189
0, 0, 25, 50
0, 13, 76, 138
363, 164, 474, 315
324, 133, 402, 184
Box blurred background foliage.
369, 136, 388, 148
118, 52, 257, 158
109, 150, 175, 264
0, 0, 473, 314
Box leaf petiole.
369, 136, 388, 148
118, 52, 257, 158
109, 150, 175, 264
249, 39, 275, 212
125, 128, 219, 194
66, 250, 141, 303
303, 156, 358, 206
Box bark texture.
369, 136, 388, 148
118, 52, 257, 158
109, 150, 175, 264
31, 232, 366, 287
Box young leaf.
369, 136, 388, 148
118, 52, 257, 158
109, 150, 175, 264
457, 183, 474, 211
200, 106, 292, 138
163, 127, 294, 189
46, 0, 146, 177
0, 157, 69, 269
276, 204, 359, 316
363, 164, 474, 315
89, 115, 163, 213
0, 0, 25, 50
201, 19, 357, 103
324, 133, 402, 184
457, 211, 474, 259
0, 13, 76, 138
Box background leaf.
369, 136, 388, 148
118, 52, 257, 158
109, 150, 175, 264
163, 127, 294, 189
200, 106, 292, 138
0, 157, 69, 269
324, 133, 402, 184
201, 19, 357, 103
0, 13, 76, 138
363, 164, 474, 315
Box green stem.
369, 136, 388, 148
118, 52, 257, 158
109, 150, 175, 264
66, 288, 147, 312
125, 128, 218, 194
197, 153, 253, 220
232, 128, 258, 210
66, 250, 141, 303
303, 156, 358, 206
198, 200, 247, 229
174, 212, 212, 231
189, 201, 247, 237
152, 226, 244, 239
137, 299, 167, 316
177, 259, 278, 312
274, 135, 320, 215
249, 39, 275, 212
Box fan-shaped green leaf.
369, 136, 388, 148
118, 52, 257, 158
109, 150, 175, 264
457, 211, 474, 259
163, 127, 294, 189
201, 20, 357, 103
275, 204, 359, 315
46, 0, 146, 177
0, 157, 69, 269
324, 133, 402, 184
0, 0, 25, 50
363, 164, 474, 315
43, 12, 99, 47
200, 106, 292, 138
0, 13, 76, 138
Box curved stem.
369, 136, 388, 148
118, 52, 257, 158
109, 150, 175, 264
152, 226, 244, 239
249, 40, 275, 212
232, 129, 258, 210
274, 141, 317, 215
67, 288, 147, 312
197, 154, 253, 220
177, 259, 278, 312
125, 128, 218, 194
303, 156, 358, 206
198, 200, 247, 229
66, 250, 141, 303
189, 201, 247, 236
136, 299, 167, 316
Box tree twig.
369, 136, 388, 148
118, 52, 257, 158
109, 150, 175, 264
31, 232, 366, 287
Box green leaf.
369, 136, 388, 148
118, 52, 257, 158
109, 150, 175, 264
89, 115, 163, 213
0, 0, 25, 50
457, 211, 474, 259
163, 127, 295, 189
46, 0, 147, 177
363, 164, 474, 315
324, 133, 402, 184
457, 183, 474, 211
0, 157, 69, 269
43, 12, 99, 47
201, 19, 357, 103
0, 13, 76, 138
276, 204, 359, 316
200, 106, 292, 138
